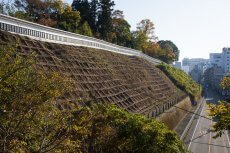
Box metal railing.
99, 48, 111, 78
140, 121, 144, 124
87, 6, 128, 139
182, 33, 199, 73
0, 14, 161, 64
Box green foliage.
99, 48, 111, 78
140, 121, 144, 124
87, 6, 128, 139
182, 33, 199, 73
56, 6, 81, 33
220, 76, 230, 89
13, 0, 58, 23
132, 19, 179, 63
11, 11, 30, 21
157, 63, 202, 101
97, 0, 115, 40
0, 43, 74, 152
71, 104, 188, 153
208, 102, 230, 138
79, 21, 93, 36
71, 0, 96, 35
158, 40, 180, 61
144, 42, 176, 64
208, 77, 230, 138
110, 11, 132, 47
72, 0, 91, 25
89, 0, 99, 33
132, 31, 149, 51
137, 19, 157, 41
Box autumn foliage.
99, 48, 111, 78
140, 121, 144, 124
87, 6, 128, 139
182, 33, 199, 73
208, 76, 230, 138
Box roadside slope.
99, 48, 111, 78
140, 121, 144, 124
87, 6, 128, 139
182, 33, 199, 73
0, 30, 186, 116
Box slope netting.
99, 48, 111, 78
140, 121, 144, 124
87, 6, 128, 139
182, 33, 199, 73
0, 31, 187, 117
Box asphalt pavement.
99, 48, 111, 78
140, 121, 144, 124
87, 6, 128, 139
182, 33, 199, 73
187, 88, 230, 153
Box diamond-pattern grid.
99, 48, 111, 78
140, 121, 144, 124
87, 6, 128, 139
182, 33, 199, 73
0, 31, 186, 116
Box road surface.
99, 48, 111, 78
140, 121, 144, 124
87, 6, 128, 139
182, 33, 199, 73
187, 89, 230, 153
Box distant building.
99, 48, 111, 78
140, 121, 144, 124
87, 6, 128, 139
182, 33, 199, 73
208, 48, 230, 73
182, 58, 189, 66
209, 53, 222, 67
181, 66, 190, 74
181, 58, 208, 83
173, 62, 181, 69
204, 65, 224, 90
222, 47, 230, 73
203, 47, 230, 91
182, 58, 208, 73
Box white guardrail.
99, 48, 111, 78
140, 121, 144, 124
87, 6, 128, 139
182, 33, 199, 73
0, 14, 161, 64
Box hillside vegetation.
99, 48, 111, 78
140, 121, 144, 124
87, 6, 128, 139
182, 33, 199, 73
0, 30, 182, 116
0, 43, 188, 153
157, 63, 202, 101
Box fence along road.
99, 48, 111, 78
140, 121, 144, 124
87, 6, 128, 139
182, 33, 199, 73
0, 14, 161, 65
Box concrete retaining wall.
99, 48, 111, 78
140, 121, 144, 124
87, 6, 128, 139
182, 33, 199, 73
157, 96, 192, 130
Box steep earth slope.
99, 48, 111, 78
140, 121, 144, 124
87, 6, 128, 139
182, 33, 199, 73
0, 30, 186, 116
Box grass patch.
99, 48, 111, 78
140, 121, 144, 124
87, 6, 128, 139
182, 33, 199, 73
157, 63, 202, 101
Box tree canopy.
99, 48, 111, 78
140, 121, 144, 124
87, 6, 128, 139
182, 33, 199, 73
208, 76, 230, 138
158, 40, 180, 61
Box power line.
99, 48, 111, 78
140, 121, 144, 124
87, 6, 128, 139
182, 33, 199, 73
173, 105, 213, 121
141, 88, 214, 121
190, 141, 230, 149
189, 130, 211, 142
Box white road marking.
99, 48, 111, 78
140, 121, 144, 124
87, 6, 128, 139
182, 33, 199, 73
188, 100, 206, 150
226, 131, 230, 150
208, 120, 212, 153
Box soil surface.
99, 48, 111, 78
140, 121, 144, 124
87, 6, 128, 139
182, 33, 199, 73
0, 30, 186, 116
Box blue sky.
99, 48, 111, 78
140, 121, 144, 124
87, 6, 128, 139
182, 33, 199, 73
66, 0, 230, 61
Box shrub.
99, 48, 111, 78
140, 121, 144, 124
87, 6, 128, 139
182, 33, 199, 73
157, 63, 202, 101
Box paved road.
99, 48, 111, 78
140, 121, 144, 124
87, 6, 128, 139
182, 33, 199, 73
188, 89, 230, 153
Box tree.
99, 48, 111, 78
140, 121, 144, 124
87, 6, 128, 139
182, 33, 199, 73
131, 19, 157, 52
158, 40, 180, 61
137, 19, 157, 42
79, 21, 93, 36
132, 31, 148, 51
97, 0, 115, 40
70, 104, 188, 153
144, 42, 162, 58
0, 43, 75, 152
89, 0, 99, 33
72, 0, 90, 24
56, 6, 81, 33
112, 10, 124, 19
13, 0, 66, 26
72, 0, 99, 35
208, 76, 230, 137
109, 10, 132, 47
0, 0, 14, 15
